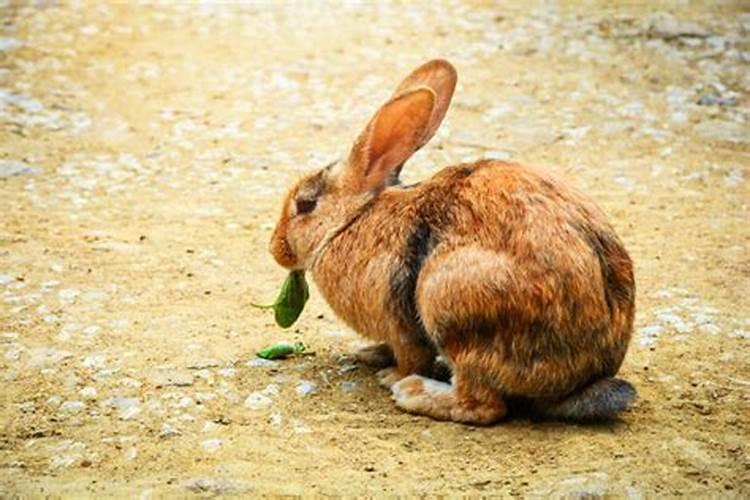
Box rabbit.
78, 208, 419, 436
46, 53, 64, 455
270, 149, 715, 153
269, 59, 636, 424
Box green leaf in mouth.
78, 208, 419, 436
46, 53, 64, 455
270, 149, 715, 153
252, 270, 310, 328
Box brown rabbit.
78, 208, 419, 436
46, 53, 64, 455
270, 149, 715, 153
270, 60, 636, 424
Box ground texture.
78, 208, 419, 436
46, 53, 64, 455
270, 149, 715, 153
1, 0, 748, 497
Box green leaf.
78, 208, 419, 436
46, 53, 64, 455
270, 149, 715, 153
251, 271, 309, 329
256, 341, 307, 360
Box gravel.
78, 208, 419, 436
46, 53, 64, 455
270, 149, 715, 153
0, 161, 39, 177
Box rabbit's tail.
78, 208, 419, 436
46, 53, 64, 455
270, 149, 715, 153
538, 378, 636, 421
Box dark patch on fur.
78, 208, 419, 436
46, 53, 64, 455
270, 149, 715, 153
458, 166, 475, 177
388, 221, 437, 348
386, 162, 407, 186
572, 222, 634, 316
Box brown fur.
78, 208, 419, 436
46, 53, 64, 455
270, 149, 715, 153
269, 60, 636, 424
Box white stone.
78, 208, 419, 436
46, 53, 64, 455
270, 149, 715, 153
93, 368, 119, 380
536, 472, 609, 497
724, 167, 744, 188
159, 422, 180, 438
0, 161, 39, 177
82, 325, 101, 337
58, 289, 81, 301
60, 400, 85, 414
47, 395, 63, 407
80, 25, 99, 36
201, 439, 222, 452
41, 280, 61, 290
175, 396, 194, 408
0, 37, 22, 51
694, 120, 749, 145
120, 405, 141, 420
79, 386, 97, 400
268, 412, 283, 426
292, 419, 312, 434
295, 380, 318, 397
5, 347, 23, 361
340, 381, 357, 393
183, 478, 252, 495
82, 353, 106, 369
149, 369, 194, 387
50, 455, 78, 468
244, 392, 273, 409
28, 347, 72, 368
196, 392, 216, 402
246, 358, 278, 368
103, 397, 141, 420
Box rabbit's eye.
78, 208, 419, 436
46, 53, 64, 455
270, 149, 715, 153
296, 198, 317, 215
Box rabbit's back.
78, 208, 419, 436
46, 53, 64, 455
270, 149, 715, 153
407, 160, 635, 397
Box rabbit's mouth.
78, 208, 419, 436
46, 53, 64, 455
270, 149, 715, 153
270, 223, 298, 270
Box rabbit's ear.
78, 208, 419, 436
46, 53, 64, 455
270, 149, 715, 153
392, 59, 457, 149
347, 87, 436, 193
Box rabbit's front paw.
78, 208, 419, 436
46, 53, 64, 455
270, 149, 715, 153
391, 375, 506, 424
355, 343, 395, 368
391, 375, 455, 419
376, 367, 404, 388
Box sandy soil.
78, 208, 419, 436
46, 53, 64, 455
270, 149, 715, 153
1, 0, 748, 497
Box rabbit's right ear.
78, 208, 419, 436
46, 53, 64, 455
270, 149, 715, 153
345, 88, 436, 193
392, 59, 457, 149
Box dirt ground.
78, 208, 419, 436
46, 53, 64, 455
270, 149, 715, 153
1, 0, 748, 497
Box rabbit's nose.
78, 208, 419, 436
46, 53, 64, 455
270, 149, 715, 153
270, 224, 297, 269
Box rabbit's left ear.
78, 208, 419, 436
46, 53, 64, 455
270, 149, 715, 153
346, 88, 436, 193
392, 59, 457, 149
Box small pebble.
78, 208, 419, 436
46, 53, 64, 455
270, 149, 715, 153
79, 387, 97, 400
103, 397, 141, 420
82, 353, 107, 369
28, 347, 72, 368
183, 478, 252, 495
201, 421, 220, 433
292, 419, 312, 434
149, 369, 194, 387
244, 392, 273, 409
47, 396, 63, 407
201, 439, 222, 452
58, 289, 81, 301
340, 381, 358, 393
159, 422, 180, 439
246, 358, 278, 368
0, 161, 39, 177
60, 401, 85, 414
268, 412, 283, 426
295, 380, 318, 397
0, 37, 22, 52
175, 396, 194, 408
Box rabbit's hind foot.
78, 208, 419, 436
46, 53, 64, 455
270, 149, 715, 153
391, 374, 506, 425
